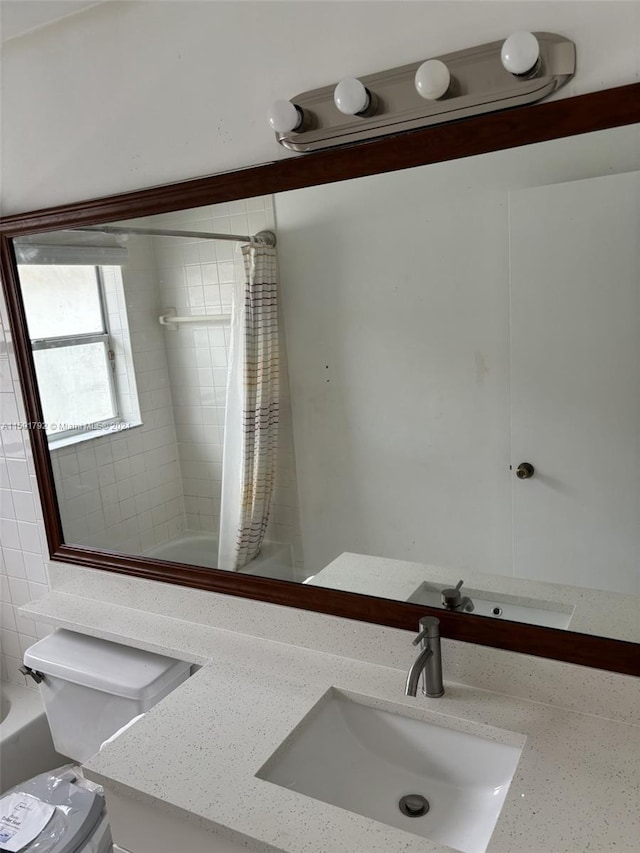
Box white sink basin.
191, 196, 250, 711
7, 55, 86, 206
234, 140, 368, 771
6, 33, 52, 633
257, 690, 524, 853
407, 582, 573, 629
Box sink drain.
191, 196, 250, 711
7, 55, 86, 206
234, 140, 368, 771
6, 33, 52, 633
399, 794, 430, 817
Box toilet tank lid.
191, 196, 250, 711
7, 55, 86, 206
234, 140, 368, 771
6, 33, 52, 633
23, 630, 190, 701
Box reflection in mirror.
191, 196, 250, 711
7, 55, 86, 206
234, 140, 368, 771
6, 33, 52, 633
12, 123, 640, 644
19, 263, 131, 440
16, 201, 302, 584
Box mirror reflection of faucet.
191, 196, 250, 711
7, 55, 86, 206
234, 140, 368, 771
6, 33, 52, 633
441, 579, 475, 613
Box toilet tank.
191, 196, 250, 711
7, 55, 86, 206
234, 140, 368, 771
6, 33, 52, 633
23, 630, 191, 763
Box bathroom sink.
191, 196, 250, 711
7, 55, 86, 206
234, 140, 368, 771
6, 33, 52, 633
406, 582, 573, 629
257, 690, 524, 853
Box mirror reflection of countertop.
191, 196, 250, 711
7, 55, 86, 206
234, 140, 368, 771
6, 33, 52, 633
308, 553, 639, 642
22, 591, 639, 853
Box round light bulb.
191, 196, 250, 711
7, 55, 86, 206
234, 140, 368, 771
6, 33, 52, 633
414, 59, 451, 100
501, 31, 540, 76
268, 100, 303, 133
334, 77, 371, 116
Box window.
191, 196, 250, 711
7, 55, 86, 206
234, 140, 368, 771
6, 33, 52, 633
18, 264, 121, 441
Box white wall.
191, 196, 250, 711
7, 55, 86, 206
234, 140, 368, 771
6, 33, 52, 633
0, 1, 103, 43
1, 1, 639, 215
1, 1, 639, 686
274, 125, 640, 579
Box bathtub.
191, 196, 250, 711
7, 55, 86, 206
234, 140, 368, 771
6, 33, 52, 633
144, 531, 296, 581
0, 681, 67, 793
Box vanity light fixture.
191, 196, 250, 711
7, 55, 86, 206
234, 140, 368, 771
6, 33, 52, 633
414, 59, 452, 100
267, 99, 306, 134
501, 31, 541, 77
270, 32, 575, 152
333, 77, 376, 116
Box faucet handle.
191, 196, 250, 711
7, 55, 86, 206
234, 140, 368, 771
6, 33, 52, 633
412, 616, 441, 646
412, 629, 428, 647
441, 579, 465, 609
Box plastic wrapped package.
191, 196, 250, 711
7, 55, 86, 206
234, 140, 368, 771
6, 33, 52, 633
0, 766, 112, 853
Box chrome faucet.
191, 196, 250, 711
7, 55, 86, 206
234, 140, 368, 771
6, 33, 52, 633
441, 579, 474, 613
405, 616, 445, 698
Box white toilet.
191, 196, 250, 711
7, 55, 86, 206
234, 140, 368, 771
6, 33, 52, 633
21, 629, 191, 763
6, 629, 191, 853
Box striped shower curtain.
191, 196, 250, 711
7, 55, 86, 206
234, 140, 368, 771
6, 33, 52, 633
218, 244, 279, 571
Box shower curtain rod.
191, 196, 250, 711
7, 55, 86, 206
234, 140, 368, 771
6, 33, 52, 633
73, 225, 277, 246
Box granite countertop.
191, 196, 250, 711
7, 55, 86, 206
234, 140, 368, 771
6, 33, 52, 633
23, 591, 639, 853
309, 552, 639, 642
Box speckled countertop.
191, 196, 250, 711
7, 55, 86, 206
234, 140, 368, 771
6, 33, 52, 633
23, 592, 639, 853
310, 553, 639, 642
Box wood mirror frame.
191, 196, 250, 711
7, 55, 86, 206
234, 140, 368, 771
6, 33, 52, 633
2, 84, 639, 676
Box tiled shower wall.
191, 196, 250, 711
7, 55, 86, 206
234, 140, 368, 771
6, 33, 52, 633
49, 236, 186, 555
152, 199, 304, 569
0, 294, 52, 686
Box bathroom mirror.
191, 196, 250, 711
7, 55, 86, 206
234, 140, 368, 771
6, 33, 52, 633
2, 84, 639, 675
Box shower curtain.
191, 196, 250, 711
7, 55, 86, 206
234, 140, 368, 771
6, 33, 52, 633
218, 243, 280, 571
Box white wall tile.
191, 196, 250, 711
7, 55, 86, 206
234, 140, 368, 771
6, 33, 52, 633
12, 490, 36, 522
0, 628, 21, 659
19, 521, 39, 554
0, 518, 21, 549
23, 552, 48, 585
3, 548, 25, 579
6, 458, 31, 491
8, 577, 31, 607
0, 430, 26, 460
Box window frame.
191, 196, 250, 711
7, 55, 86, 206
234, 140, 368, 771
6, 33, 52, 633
25, 265, 122, 444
